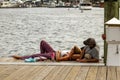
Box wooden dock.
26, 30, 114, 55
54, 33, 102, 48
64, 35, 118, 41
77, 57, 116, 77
0, 57, 119, 80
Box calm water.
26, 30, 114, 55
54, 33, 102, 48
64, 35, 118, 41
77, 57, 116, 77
0, 7, 104, 57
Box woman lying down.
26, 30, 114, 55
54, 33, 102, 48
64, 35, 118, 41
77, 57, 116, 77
12, 39, 99, 63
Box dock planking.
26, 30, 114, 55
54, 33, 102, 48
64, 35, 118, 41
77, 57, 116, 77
64, 66, 81, 80
0, 58, 119, 80
0, 65, 119, 80
96, 67, 106, 80
75, 66, 89, 80
85, 67, 98, 80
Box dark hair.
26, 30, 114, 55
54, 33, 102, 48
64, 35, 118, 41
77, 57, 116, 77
83, 38, 91, 45
83, 38, 96, 48
89, 38, 96, 47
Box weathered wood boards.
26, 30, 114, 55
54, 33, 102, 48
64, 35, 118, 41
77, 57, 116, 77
0, 65, 119, 80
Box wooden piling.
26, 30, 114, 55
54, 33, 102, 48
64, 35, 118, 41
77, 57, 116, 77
104, 0, 119, 65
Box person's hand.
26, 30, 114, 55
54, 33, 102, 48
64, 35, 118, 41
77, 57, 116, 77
76, 58, 88, 63
79, 59, 88, 62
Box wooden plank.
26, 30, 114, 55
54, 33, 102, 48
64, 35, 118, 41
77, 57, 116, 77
0, 62, 104, 66
96, 67, 106, 80
0, 65, 9, 72
16, 66, 40, 80
4, 57, 17, 62
43, 66, 64, 80
107, 66, 117, 80
0, 57, 23, 62
104, 1, 119, 22
0, 64, 119, 80
0, 57, 17, 62
0, 57, 11, 62
3, 66, 32, 80
75, 66, 89, 80
53, 66, 73, 80
85, 66, 98, 80
64, 66, 81, 80
116, 67, 120, 80
0, 58, 104, 66
30, 66, 55, 80
20, 66, 48, 80
24, 66, 44, 80
8, 58, 24, 62
0, 65, 23, 80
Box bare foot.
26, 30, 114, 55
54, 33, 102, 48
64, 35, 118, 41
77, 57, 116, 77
11, 55, 22, 59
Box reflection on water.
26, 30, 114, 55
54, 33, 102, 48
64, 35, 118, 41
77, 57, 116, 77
0, 8, 104, 57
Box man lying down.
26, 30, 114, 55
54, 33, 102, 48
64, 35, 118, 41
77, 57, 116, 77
12, 38, 99, 63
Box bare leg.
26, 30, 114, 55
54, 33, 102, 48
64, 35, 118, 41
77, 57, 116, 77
12, 52, 53, 60
12, 40, 55, 60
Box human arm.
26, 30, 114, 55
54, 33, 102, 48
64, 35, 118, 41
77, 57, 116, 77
77, 47, 99, 63
76, 58, 99, 63
86, 58, 99, 62
79, 49, 85, 59
80, 58, 99, 63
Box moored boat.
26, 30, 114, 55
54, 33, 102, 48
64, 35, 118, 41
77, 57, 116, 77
0, 1, 19, 8
79, 2, 92, 10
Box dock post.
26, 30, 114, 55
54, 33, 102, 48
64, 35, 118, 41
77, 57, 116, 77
104, 0, 119, 65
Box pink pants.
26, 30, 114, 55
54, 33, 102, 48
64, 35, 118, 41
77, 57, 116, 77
20, 40, 55, 60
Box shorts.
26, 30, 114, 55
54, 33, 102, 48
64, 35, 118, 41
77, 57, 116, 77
84, 54, 92, 59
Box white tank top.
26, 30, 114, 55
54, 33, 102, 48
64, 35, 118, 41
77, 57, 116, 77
61, 50, 70, 56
